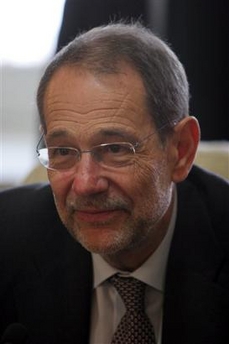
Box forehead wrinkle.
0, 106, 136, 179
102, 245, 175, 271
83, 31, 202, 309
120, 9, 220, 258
46, 122, 137, 138
45, 70, 147, 121
44, 97, 127, 121
108, 87, 148, 124
45, 80, 129, 111
44, 66, 151, 138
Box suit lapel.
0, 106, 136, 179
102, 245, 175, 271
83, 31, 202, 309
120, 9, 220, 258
162, 179, 229, 344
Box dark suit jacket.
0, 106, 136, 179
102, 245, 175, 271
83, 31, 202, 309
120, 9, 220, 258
0, 165, 229, 344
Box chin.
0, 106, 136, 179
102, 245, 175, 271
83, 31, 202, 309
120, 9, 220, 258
72, 225, 132, 255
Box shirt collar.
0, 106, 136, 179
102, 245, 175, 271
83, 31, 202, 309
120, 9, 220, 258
92, 186, 177, 292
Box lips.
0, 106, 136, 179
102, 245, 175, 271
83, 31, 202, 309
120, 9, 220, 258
75, 209, 123, 223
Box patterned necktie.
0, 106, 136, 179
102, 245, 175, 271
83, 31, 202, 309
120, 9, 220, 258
110, 274, 156, 344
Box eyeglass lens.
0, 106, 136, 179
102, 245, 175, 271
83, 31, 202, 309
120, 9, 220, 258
37, 143, 135, 170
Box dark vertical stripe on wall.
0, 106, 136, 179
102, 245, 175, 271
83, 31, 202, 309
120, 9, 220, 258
167, 0, 229, 139
56, 0, 147, 52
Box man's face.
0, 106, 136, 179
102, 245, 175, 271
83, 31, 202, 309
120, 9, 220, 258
43, 64, 175, 266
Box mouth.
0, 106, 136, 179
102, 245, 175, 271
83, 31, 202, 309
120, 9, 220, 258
75, 208, 125, 223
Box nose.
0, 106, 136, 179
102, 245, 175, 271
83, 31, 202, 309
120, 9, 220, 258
71, 153, 109, 196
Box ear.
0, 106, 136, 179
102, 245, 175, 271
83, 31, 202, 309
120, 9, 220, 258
171, 116, 200, 183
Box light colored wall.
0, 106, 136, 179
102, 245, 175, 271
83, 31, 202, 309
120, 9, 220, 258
1, 64, 45, 186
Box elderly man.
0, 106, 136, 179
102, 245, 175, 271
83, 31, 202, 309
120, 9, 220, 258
0, 23, 229, 344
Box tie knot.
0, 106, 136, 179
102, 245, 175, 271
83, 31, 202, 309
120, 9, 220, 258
110, 274, 146, 312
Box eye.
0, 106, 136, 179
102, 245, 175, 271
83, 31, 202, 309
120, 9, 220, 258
102, 143, 133, 156
48, 148, 70, 158
55, 147, 71, 156
106, 144, 124, 153
49, 147, 78, 158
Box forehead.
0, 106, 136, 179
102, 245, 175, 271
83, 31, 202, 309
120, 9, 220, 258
43, 64, 154, 139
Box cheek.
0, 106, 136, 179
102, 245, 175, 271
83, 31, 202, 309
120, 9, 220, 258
131, 157, 171, 201
48, 171, 73, 206
129, 159, 173, 223
132, 158, 160, 187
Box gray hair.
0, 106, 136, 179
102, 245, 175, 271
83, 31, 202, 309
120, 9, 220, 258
37, 22, 189, 138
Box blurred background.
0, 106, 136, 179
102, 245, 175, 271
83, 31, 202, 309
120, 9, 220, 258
1, 0, 228, 187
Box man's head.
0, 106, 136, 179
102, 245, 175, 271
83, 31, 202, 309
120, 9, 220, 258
37, 22, 189, 140
36, 22, 200, 270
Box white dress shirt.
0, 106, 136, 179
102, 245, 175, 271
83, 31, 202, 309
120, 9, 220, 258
90, 187, 177, 344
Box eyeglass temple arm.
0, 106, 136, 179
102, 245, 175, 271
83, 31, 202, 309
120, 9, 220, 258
36, 133, 45, 153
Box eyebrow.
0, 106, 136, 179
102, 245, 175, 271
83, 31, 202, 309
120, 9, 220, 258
98, 128, 136, 141
46, 130, 70, 140
46, 128, 137, 143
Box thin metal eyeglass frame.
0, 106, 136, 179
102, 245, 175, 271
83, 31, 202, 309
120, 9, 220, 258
36, 120, 178, 170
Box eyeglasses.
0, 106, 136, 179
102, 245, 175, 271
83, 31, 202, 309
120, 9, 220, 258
36, 121, 177, 171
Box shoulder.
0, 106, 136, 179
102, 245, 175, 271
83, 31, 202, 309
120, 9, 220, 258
0, 183, 59, 224
0, 183, 90, 271
184, 165, 229, 205
177, 165, 229, 244
0, 183, 53, 210
0, 183, 63, 251
178, 165, 229, 215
